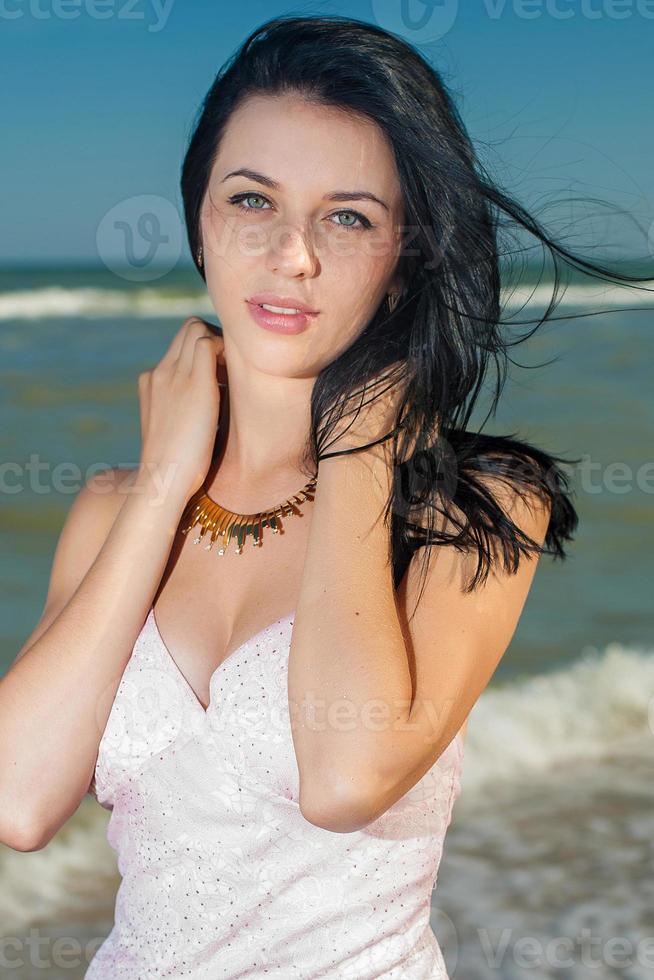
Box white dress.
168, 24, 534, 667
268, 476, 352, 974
86, 607, 464, 979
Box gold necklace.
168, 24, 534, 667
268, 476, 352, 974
179, 474, 318, 555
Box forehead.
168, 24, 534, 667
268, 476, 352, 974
210, 93, 402, 212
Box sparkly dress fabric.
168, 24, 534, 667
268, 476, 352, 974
86, 608, 464, 979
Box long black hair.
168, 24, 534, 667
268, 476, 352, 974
180, 13, 652, 611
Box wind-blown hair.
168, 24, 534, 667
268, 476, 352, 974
180, 13, 652, 609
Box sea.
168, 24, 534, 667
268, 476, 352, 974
0, 261, 652, 979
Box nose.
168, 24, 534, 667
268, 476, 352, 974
266, 221, 319, 279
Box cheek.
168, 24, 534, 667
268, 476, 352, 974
314, 277, 387, 360
327, 229, 398, 299
331, 253, 393, 315
201, 203, 255, 267
325, 224, 395, 268
202, 222, 257, 296
201, 207, 230, 262
202, 259, 246, 328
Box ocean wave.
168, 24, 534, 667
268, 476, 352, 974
0, 287, 215, 321
460, 641, 654, 795
1, 280, 653, 320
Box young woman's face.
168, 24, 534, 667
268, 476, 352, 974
199, 93, 405, 376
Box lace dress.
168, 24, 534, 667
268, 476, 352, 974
85, 607, 464, 979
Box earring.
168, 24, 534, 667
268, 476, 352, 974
387, 291, 400, 313
197, 243, 204, 268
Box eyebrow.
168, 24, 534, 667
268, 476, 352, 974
220, 168, 390, 213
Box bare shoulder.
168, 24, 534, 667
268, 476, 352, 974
54, 465, 141, 574
47, 465, 141, 606
10, 466, 140, 666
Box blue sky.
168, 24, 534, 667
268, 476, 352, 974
2, 0, 652, 263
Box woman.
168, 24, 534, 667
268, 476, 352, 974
2, 14, 650, 980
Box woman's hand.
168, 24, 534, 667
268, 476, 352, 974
137, 317, 226, 501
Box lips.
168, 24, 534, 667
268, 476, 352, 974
247, 293, 319, 315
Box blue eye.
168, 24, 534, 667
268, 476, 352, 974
227, 192, 373, 231
228, 193, 271, 213
332, 211, 369, 230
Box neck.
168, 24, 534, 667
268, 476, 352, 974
203, 370, 317, 510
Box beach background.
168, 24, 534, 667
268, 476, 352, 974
2, 3, 654, 979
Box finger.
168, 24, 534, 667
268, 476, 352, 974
157, 317, 201, 368
190, 334, 222, 383
160, 317, 220, 369
178, 322, 219, 374
179, 319, 225, 374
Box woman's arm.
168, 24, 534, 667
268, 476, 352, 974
289, 442, 550, 833
0, 468, 190, 850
